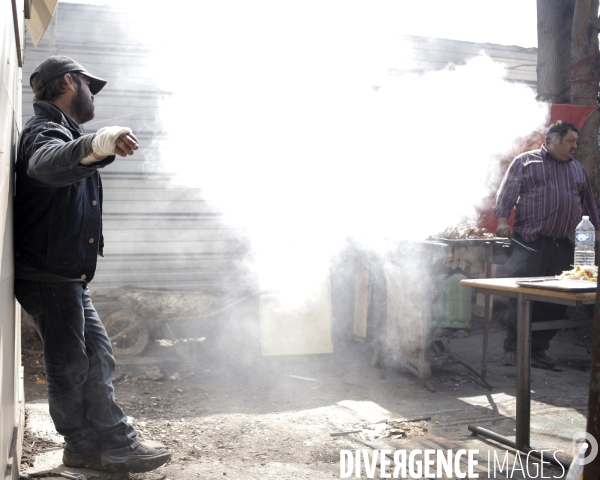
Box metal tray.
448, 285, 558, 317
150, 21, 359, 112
428, 237, 511, 247
515, 278, 597, 291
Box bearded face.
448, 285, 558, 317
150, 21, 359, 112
71, 76, 95, 124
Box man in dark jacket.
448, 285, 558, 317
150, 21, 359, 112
14, 56, 171, 473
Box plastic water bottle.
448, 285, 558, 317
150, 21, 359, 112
574, 215, 596, 266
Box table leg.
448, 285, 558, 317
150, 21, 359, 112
481, 247, 493, 382
481, 292, 490, 380
515, 293, 531, 450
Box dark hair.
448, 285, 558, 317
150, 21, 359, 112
32, 72, 82, 102
546, 120, 579, 143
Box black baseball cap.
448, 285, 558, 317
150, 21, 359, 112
30, 55, 107, 95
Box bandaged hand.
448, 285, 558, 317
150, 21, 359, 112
80, 126, 138, 165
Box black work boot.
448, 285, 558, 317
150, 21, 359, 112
101, 442, 171, 473
502, 350, 516, 366
531, 350, 556, 367
63, 449, 103, 471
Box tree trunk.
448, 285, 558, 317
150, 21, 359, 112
570, 0, 600, 201
573, 2, 600, 477
578, 5, 600, 478
537, 0, 574, 102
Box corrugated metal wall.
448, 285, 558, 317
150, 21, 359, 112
21, 3, 252, 319
1, 0, 24, 477
21, 3, 539, 321
388, 35, 537, 90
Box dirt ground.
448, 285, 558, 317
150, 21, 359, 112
17, 301, 596, 480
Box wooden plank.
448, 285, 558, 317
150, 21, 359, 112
352, 258, 370, 340
461, 277, 596, 302
11, 0, 24, 67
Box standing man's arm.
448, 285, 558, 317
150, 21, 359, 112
579, 173, 600, 253
493, 157, 523, 238
27, 125, 138, 187
80, 126, 138, 164
26, 125, 111, 187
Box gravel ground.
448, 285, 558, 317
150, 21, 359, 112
18, 304, 594, 479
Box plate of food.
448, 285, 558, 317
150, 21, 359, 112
556, 265, 597, 282
515, 265, 597, 291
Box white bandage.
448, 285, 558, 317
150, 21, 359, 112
80, 126, 133, 165
80, 153, 100, 165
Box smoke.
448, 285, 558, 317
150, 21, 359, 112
119, 2, 548, 296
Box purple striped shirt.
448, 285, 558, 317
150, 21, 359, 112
493, 145, 600, 243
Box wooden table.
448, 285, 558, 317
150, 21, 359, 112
460, 277, 595, 460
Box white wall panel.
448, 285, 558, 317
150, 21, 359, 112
0, 0, 24, 476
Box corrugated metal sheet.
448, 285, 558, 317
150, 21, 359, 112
21, 3, 539, 320
21, 3, 251, 319
388, 35, 537, 89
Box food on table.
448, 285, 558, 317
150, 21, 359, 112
433, 226, 494, 240
556, 264, 598, 281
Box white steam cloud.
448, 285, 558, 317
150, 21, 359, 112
122, 2, 548, 292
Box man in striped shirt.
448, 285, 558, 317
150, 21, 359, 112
493, 120, 600, 368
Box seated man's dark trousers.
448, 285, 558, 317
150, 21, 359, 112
499, 233, 574, 352
15, 279, 139, 456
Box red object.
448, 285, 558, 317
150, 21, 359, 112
478, 103, 596, 233
479, 206, 515, 234
549, 104, 595, 131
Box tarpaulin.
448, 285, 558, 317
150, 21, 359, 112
549, 104, 596, 131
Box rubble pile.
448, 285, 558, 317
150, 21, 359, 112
384, 419, 429, 440
343, 418, 430, 442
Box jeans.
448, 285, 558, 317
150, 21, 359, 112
15, 279, 139, 455
498, 234, 574, 352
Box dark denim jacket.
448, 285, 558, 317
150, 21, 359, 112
14, 101, 115, 282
